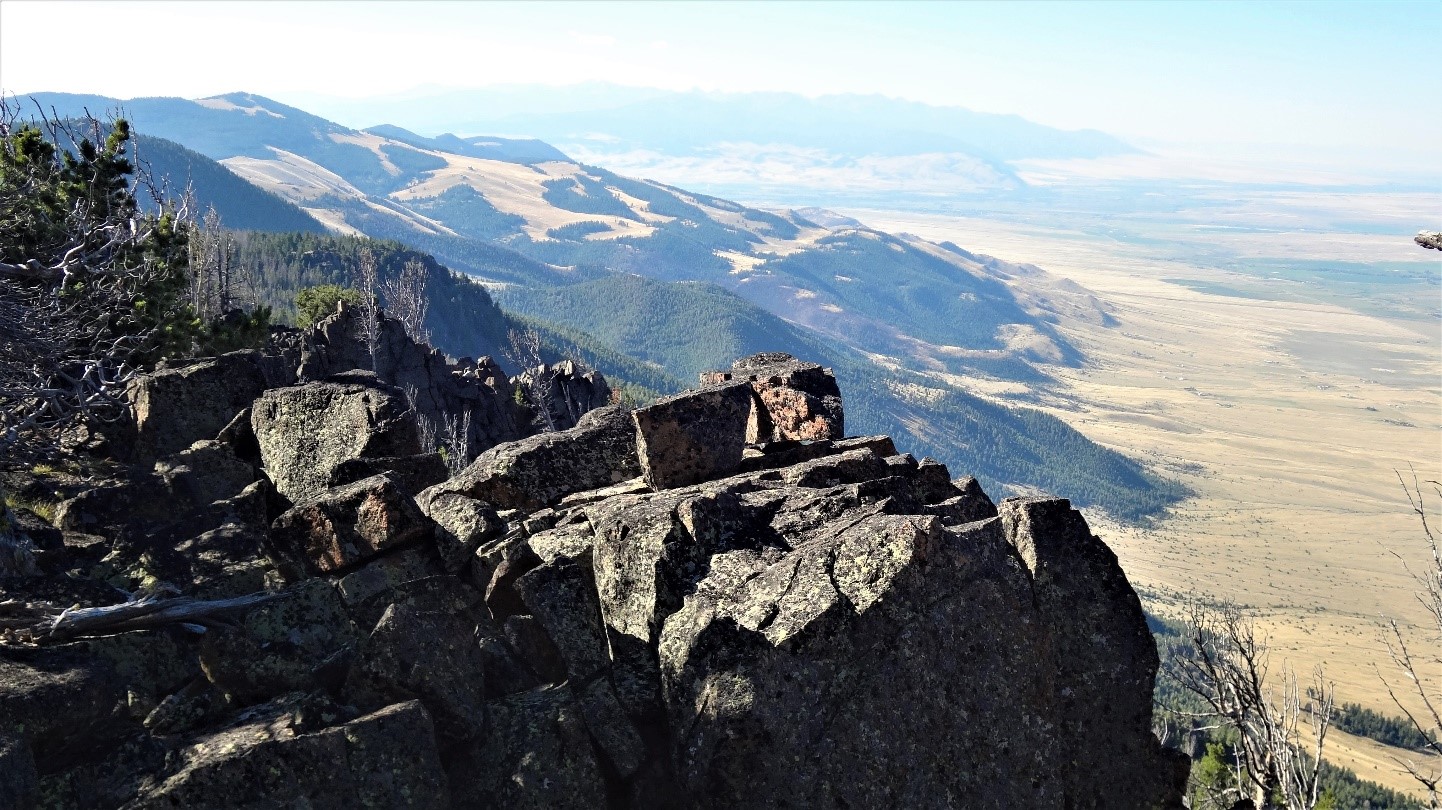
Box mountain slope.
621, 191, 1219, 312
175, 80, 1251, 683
364, 124, 570, 165
135, 134, 328, 234
19, 91, 1183, 520
23, 91, 1084, 382
229, 231, 680, 399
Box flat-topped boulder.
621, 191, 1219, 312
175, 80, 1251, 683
632, 381, 755, 490
700, 352, 844, 442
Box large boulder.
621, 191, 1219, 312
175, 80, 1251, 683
269, 473, 432, 578
420, 405, 640, 512
420, 492, 506, 573
251, 372, 422, 504
632, 382, 755, 490
658, 514, 1066, 807
126, 350, 281, 462
701, 352, 844, 442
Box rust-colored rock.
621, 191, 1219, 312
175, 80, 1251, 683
269, 473, 432, 577
700, 352, 843, 442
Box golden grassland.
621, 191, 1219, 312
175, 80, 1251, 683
853, 207, 1441, 796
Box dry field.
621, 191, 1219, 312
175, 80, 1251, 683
851, 207, 1441, 796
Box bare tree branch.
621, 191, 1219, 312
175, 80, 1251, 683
1379, 468, 1442, 806
0, 592, 277, 644
1163, 600, 1335, 809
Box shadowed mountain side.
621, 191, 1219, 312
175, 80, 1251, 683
496, 274, 1186, 522
134, 134, 328, 234
230, 232, 680, 399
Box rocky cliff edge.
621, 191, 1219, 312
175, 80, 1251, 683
0, 312, 1187, 809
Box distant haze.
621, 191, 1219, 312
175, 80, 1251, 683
2, 0, 1438, 178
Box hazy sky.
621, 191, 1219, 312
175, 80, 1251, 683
2, 0, 1438, 157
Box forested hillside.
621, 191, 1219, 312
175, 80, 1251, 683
497, 273, 1186, 521
228, 232, 679, 399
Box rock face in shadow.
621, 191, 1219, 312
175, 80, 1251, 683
126, 351, 278, 462
296, 304, 530, 459
127, 697, 450, 809
3, 349, 1186, 809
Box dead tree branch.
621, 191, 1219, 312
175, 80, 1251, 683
0, 592, 277, 644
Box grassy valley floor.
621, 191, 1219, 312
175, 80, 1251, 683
851, 207, 1441, 799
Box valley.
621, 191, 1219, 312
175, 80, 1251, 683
849, 203, 1440, 796
4, 2, 1436, 804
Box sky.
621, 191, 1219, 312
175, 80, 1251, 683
2, 0, 1439, 159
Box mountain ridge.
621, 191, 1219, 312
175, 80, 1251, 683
12, 91, 1186, 520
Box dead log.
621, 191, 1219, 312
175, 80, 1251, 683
0, 592, 277, 643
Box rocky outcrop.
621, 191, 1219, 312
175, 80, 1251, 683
251, 372, 422, 504
420, 405, 640, 512
296, 304, 530, 459
636, 353, 847, 490
0, 351, 1186, 808
515, 359, 613, 432
700, 352, 844, 442
125, 351, 280, 462
1416, 230, 1442, 251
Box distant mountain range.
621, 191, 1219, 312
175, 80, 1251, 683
18, 90, 1182, 520
287, 84, 1134, 161
277, 84, 1137, 199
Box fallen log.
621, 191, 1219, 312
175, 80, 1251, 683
0, 591, 277, 643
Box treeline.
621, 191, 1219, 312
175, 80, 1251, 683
1332, 702, 1436, 752
224, 230, 679, 398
